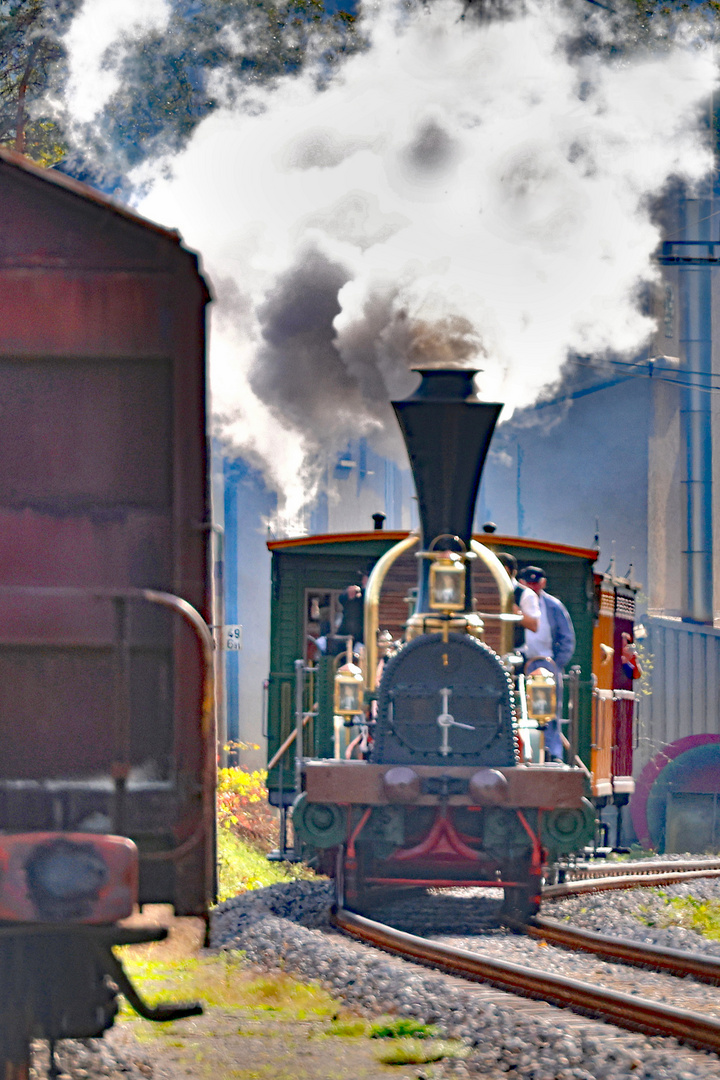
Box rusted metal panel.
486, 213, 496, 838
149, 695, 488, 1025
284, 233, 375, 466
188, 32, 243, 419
0, 359, 172, 509
0, 153, 212, 915
0, 152, 182, 269
0, 512, 171, 593
0, 273, 176, 357
304, 761, 585, 808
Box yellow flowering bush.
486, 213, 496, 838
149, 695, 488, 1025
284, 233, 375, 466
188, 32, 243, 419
217, 766, 279, 850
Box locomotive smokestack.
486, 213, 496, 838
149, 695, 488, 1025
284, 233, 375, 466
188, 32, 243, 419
392, 369, 502, 550
392, 369, 502, 617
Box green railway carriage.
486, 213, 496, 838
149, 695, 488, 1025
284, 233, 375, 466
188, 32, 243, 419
266, 529, 598, 809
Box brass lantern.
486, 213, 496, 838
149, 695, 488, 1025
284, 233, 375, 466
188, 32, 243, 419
525, 667, 557, 728
428, 553, 466, 612
334, 661, 364, 718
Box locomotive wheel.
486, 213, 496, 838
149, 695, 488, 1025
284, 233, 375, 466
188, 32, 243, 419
499, 884, 540, 927
499, 857, 541, 926
342, 848, 370, 914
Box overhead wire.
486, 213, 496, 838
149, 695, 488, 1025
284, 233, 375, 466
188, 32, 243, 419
568, 355, 720, 395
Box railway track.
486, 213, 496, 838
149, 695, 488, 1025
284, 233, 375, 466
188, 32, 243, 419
550, 857, 720, 896
333, 861, 720, 1055
557, 858, 720, 881
524, 915, 720, 985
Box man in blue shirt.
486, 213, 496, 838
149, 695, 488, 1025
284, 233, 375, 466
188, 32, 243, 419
518, 566, 576, 762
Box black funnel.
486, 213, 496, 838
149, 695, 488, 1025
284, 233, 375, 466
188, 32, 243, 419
392, 369, 502, 550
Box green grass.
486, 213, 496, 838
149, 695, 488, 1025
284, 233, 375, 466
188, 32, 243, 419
368, 1017, 465, 1066
115, 945, 343, 1030
372, 1039, 469, 1066
632, 890, 720, 939
217, 823, 315, 901
325, 1017, 370, 1037
665, 895, 720, 939
369, 1017, 440, 1040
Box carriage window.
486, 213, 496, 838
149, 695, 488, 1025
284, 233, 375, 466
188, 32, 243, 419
304, 590, 345, 663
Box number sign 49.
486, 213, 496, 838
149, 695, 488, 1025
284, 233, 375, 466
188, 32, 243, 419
223, 625, 242, 650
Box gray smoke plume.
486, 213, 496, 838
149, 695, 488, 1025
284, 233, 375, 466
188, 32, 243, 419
121, 0, 717, 528
250, 245, 358, 437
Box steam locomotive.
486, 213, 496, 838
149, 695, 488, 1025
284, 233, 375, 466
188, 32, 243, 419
0, 149, 214, 1075
266, 368, 639, 919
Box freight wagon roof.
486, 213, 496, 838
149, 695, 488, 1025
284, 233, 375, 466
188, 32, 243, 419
267, 530, 598, 562
0, 149, 210, 297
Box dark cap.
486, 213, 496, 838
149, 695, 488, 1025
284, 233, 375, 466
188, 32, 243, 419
518, 565, 545, 584
497, 552, 517, 575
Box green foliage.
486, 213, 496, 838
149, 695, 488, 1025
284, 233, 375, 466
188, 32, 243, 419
0, 0, 358, 182
632, 890, 720, 937
607, 844, 657, 861
325, 1016, 369, 1037
217, 764, 279, 849
633, 638, 654, 697
242, 972, 339, 1019
217, 823, 314, 902
635, 902, 657, 927
565, 0, 720, 54
215, 760, 317, 901
372, 1038, 469, 1066
665, 895, 720, 939
369, 1017, 440, 1040
0, 0, 75, 163
7, 0, 720, 187
116, 947, 340, 1024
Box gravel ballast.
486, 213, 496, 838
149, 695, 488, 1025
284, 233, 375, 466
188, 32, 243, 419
211, 876, 720, 1080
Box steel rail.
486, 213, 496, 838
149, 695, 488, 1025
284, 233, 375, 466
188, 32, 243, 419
544, 868, 720, 899
557, 858, 720, 881
523, 916, 720, 985
332, 906, 720, 1054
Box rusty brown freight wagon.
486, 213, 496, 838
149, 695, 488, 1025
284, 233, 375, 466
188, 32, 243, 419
0, 149, 214, 919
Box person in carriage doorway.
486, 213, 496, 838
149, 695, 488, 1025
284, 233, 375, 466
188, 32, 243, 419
338, 571, 368, 642
497, 552, 540, 650
328, 572, 369, 655
517, 565, 576, 763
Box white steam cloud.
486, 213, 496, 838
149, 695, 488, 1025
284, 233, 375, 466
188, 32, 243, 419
79, 1, 717, 528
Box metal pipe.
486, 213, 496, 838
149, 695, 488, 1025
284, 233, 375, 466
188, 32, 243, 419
679, 198, 714, 622
0, 585, 216, 905
141, 588, 217, 907
364, 534, 419, 693
266, 710, 314, 772
469, 541, 515, 654
278, 760, 286, 853
294, 658, 305, 794
212, 521, 228, 765
567, 665, 581, 763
